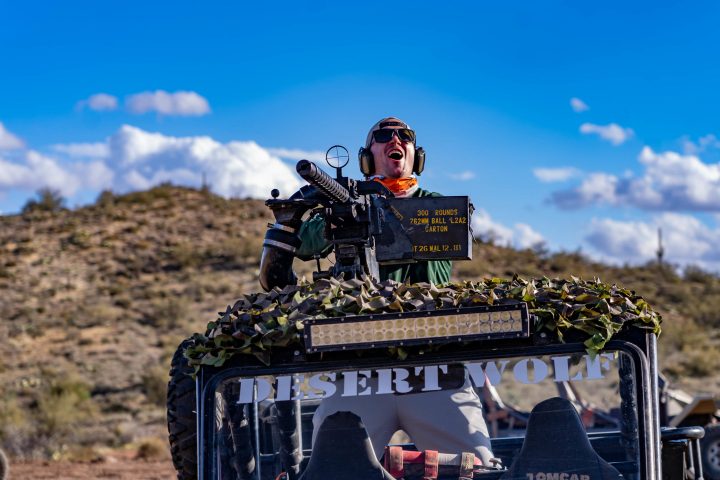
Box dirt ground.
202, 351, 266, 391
8, 458, 176, 479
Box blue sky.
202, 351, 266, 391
2, 1, 720, 270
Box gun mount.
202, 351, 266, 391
259, 146, 473, 291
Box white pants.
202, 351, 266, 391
312, 380, 494, 465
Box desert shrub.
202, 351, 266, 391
141, 364, 168, 407
531, 241, 550, 259
122, 251, 163, 275
81, 302, 123, 325
96, 189, 116, 208
684, 264, 712, 282
168, 236, 264, 270
640, 261, 682, 284
454, 242, 552, 280
62, 445, 106, 462
214, 236, 263, 264
66, 229, 92, 249
655, 282, 693, 305
0, 395, 28, 440
243, 204, 271, 220
132, 239, 153, 251
117, 183, 177, 205
186, 275, 233, 301
113, 294, 132, 308
22, 188, 66, 214
678, 345, 720, 377
546, 250, 589, 274
0, 396, 36, 458
0, 264, 12, 279
169, 242, 205, 269
664, 279, 720, 328
661, 317, 720, 377
454, 258, 489, 279
34, 372, 97, 438
7, 315, 43, 338
135, 437, 169, 460
106, 282, 129, 297
0, 371, 98, 458
138, 284, 169, 300
206, 192, 231, 210
448, 243, 488, 279
142, 296, 190, 329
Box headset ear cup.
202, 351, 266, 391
358, 147, 374, 176
413, 147, 426, 175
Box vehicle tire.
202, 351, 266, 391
702, 424, 720, 480
167, 339, 198, 480
0, 448, 8, 480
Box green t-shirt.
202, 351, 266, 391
296, 188, 452, 285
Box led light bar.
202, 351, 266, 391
303, 303, 529, 353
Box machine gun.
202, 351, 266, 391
259, 146, 474, 291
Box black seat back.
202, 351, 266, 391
298, 411, 395, 480
499, 397, 624, 480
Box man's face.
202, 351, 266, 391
369, 127, 416, 178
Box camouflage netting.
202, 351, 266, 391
185, 275, 661, 372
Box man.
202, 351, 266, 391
298, 117, 495, 465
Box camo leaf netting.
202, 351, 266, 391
185, 275, 661, 373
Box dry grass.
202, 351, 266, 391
141, 365, 169, 407
135, 437, 170, 460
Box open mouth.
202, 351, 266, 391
388, 150, 404, 160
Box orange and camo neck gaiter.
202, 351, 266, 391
373, 177, 419, 198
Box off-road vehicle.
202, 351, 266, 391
168, 149, 706, 480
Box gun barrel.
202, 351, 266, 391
296, 160, 350, 203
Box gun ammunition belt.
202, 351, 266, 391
268, 223, 297, 234
264, 239, 297, 253
264, 227, 302, 254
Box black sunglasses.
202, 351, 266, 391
372, 128, 416, 144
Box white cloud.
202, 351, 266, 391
25, 151, 83, 196
570, 97, 589, 113
471, 209, 545, 249
0, 150, 104, 197
266, 148, 326, 162
682, 133, 720, 155
472, 209, 513, 245
124, 167, 199, 191
550, 147, 720, 211
52, 142, 110, 158
88, 93, 118, 111
634, 147, 720, 210
585, 213, 720, 270
513, 223, 546, 249
533, 167, 580, 183
125, 90, 210, 116
0, 122, 24, 150
585, 218, 657, 261
580, 122, 634, 146
448, 171, 476, 181
107, 125, 301, 198
83, 161, 115, 190
109, 125, 173, 166
0, 157, 34, 188
550, 172, 619, 208
76, 93, 119, 112
0, 125, 308, 213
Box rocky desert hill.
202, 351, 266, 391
1, 185, 719, 461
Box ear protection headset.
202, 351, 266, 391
358, 119, 426, 177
